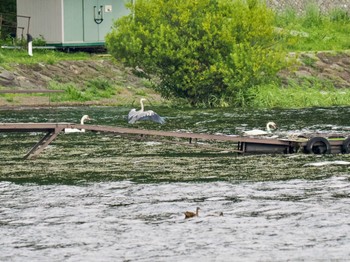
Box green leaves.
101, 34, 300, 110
106, 0, 287, 106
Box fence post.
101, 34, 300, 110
27, 33, 33, 56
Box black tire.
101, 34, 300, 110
305, 137, 331, 154
341, 137, 350, 154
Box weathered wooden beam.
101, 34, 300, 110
0, 123, 70, 132
24, 127, 64, 159
72, 124, 292, 146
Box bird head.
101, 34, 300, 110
267, 121, 277, 129
82, 115, 93, 121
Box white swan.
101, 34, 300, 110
243, 121, 277, 136
128, 98, 165, 124
64, 115, 92, 133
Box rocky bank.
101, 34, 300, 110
0, 59, 162, 106
0, 51, 350, 106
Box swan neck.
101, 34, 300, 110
140, 99, 145, 112
266, 123, 273, 132
266, 124, 270, 132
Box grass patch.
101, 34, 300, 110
84, 78, 115, 98
0, 49, 92, 66
300, 54, 317, 67
0, 94, 15, 103
247, 80, 350, 108
49, 78, 115, 103
275, 4, 350, 51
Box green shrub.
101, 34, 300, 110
106, 0, 288, 106
32, 35, 46, 46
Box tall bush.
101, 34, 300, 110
106, 0, 288, 106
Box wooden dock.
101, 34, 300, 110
0, 122, 349, 159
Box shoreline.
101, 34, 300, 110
1, 51, 350, 109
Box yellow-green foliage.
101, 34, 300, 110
106, 0, 288, 106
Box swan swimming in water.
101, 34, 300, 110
128, 98, 165, 124
243, 121, 277, 136
64, 115, 92, 133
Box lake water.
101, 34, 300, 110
1, 106, 350, 261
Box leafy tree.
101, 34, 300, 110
106, 0, 288, 106
0, 0, 16, 40
0, 0, 16, 13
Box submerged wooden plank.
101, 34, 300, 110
24, 131, 54, 159
24, 127, 64, 159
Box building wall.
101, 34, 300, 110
266, 0, 349, 14
16, 0, 130, 46
63, 0, 83, 43
16, 0, 63, 44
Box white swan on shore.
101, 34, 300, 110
64, 115, 92, 133
243, 122, 277, 136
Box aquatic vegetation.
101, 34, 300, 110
1, 106, 350, 184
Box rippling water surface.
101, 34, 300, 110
1, 106, 350, 261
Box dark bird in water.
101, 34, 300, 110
128, 98, 165, 124
184, 207, 200, 219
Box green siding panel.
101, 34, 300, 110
83, 0, 130, 42
83, 0, 99, 42
64, 0, 84, 42
98, 0, 129, 41
63, 0, 129, 44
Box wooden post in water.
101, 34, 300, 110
24, 127, 64, 159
